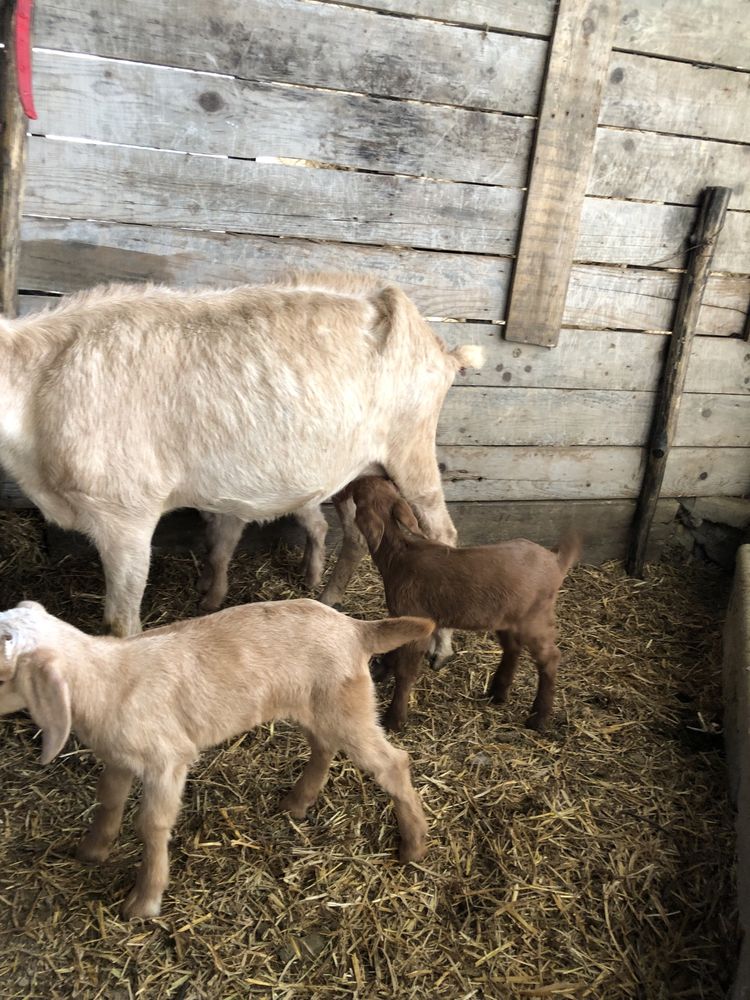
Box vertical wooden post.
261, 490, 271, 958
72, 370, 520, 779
0, 0, 28, 318
504, 0, 620, 348
626, 186, 732, 577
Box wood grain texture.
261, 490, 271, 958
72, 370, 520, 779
17, 221, 750, 335
577, 198, 750, 273
590, 127, 750, 211
615, 0, 750, 70
438, 386, 750, 448
315, 0, 556, 35
436, 445, 750, 501
434, 326, 750, 394
602, 51, 750, 143
564, 266, 749, 336
30, 51, 535, 186
627, 187, 732, 576
33, 0, 547, 114
23, 137, 750, 271
24, 138, 524, 256
18, 219, 510, 321
0, 0, 28, 317
505, 0, 621, 346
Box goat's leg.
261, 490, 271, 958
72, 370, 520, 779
295, 506, 328, 590
280, 729, 335, 818
92, 515, 158, 636
121, 764, 188, 920
198, 513, 245, 613
523, 626, 561, 732
386, 448, 457, 667
319, 495, 368, 608
487, 629, 522, 704
341, 728, 428, 863
382, 643, 424, 732
76, 764, 134, 864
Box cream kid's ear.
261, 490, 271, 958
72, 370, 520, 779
19, 650, 71, 764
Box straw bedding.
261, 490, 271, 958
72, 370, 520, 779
0, 511, 737, 999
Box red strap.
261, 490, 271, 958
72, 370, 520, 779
14, 0, 37, 120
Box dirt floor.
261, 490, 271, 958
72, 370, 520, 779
0, 511, 738, 999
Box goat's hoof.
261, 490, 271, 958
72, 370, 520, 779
427, 652, 452, 670
487, 689, 508, 705
280, 794, 309, 820
120, 888, 162, 920
198, 595, 221, 614
524, 713, 549, 732
382, 712, 405, 733
76, 837, 112, 866
399, 839, 428, 864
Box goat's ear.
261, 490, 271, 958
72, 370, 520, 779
393, 498, 424, 537
19, 650, 71, 765
355, 507, 385, 552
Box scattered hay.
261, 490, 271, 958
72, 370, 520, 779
0, 511, 737, 998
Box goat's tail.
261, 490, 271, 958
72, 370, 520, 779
554, 531, 583, 576
361, 616, 435, 656
447, 344, 484, 371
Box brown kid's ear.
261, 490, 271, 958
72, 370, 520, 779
355, 507, 385, 553
393, 498, 424, 537
19, 650, 72, 765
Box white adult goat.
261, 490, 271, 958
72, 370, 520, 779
0, 273, 482, 636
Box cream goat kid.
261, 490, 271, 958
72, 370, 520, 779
0, 600, 434, 919
0, 273, 483, 637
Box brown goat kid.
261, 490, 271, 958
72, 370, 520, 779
348, 477, 581, 733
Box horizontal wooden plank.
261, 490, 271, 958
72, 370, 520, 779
564, 265, 750, 336
438, 387, 750, 447
614, 0, 750, 70
577, 199, 750, 274
26, 137, 750, 272
450, 498, 679, 562
18, 219, 510, 321
35, 0, 547, 114
317, 0, 556, 35
590, 127, 750, 212
25, 138, 523, 256
602, 51, 750, 144
437, 446, 750, 501
17, 220, 750, 336
31, 51, 534, 186
434, 326, 750, 394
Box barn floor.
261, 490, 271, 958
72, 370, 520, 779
0, 511, 737, 999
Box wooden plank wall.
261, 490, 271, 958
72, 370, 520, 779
4, 0, 750, 561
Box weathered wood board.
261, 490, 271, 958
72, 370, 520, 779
436, 445, 750, 501
332, 0, 750, 70
434, 326, 750, 394
29, 51, 750, 210
24, 138, 750, 272
438, 387, 750, 447
316, 0, 557, 36
33, 0, 547, 114
505, 0, 621, 346
24, 138, 525, 256
30, 51, 535, 187
590, 128, 750, 211
602, 51, 750, 144
615, 0, 750, 70
17, 220, 750, 337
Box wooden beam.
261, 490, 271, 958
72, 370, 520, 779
0, 0, 28, 318
505, 0, 620, 348
626, 186, 733, 577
